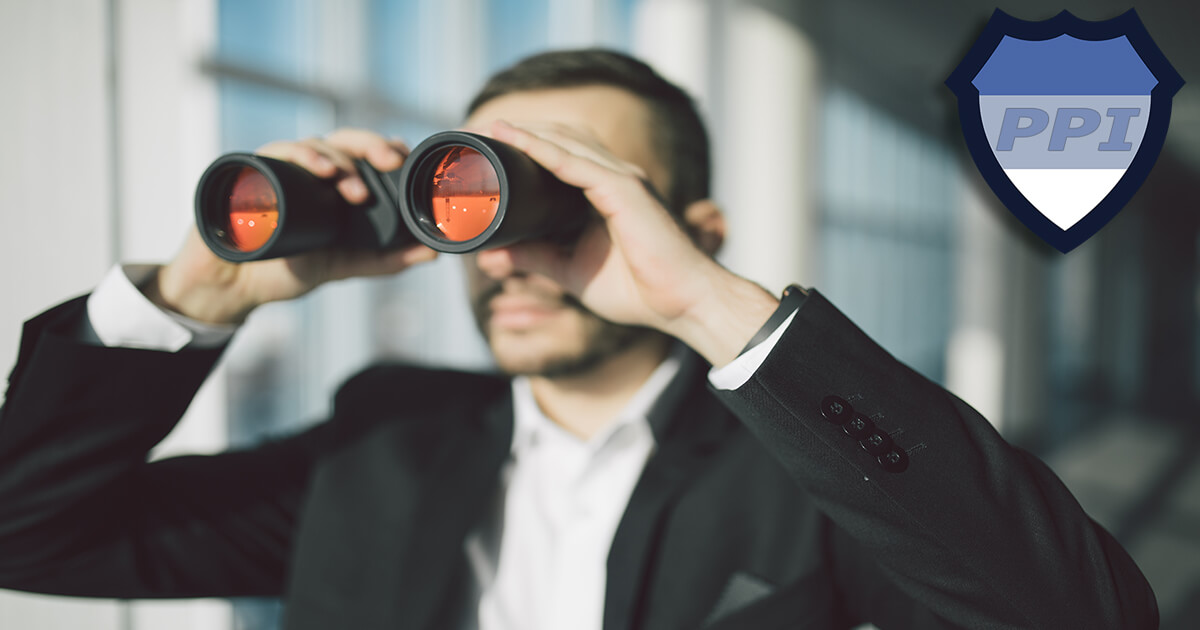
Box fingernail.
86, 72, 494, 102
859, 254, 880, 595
373, 147, 402, 169
341, 178, 367, 200
314, 155, 335, 173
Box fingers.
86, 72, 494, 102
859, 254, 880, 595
490, 120, 652, 218
324, 128, 409, 171
256, 141, 341, 178
491, 121, 593, 184
506, 122, 649, 179
257, 128, 409, 205
322, 244, 439, 282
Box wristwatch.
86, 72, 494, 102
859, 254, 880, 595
739, 284, 809, 355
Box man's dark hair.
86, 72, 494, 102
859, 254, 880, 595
467, 48, 710, 216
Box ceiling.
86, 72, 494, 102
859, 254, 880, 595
756, 0, 1200, 170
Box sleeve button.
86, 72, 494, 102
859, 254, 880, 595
820, 396, 853, 425
860, 431, 894, 456
842, 413, 875, 439
878, 449, 909, 473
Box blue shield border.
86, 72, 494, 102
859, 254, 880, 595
946, 9, 1184, 253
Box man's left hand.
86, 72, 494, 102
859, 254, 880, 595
488, 120, 779, 366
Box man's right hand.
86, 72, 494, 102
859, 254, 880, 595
147, 129, 438, 325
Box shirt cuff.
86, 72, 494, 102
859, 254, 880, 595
86, 264, 237, 351
706, 309, 797, 391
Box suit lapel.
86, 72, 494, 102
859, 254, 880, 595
283, 376, 513, 630
603, 351, 736, 630
288, 356, 731, 630
388, 391, 514, 629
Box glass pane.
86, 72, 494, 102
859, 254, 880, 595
368, 0, 422, 108
217, 0, 315, 81
218, 78, 333, 152
484, 0, 550, 73
818, 86, 956, 382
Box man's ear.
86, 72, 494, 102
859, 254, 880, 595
682, 199, 726, 257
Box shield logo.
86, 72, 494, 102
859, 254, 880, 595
947, 10, 1183, 252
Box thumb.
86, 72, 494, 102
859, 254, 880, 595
502, 241, 578, 290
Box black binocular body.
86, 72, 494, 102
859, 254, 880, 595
195, 131, 589, 262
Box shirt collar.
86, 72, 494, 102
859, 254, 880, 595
509, 345, 687, 458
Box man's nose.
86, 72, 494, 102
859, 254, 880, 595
473, 246, 518, 280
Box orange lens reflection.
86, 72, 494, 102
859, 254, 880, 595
430, 147, 500, 241
225, 167, 279, 252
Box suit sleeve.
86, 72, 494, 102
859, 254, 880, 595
0, 296, 327, 598
710, 289, 1158, 629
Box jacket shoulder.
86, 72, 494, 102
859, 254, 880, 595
332, 363, 509, 423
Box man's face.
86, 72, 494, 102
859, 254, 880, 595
461, 85, 671, 377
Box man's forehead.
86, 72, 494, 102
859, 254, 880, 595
463, 85, 652, 141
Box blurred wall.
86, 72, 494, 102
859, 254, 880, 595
0, 1, 230, 628
0, 0, 125, 622
0, 1, 116, 398
0, 1, 122, 624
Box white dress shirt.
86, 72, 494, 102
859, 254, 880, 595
465, 352, 680, 630
85, 264, 797, 629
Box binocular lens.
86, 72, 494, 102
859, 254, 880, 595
429, 146, 500, 242
223, 166, 279, 253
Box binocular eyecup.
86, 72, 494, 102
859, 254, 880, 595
195, 131, 589, 262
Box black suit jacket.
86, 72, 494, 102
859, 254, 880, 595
0, 291, 1157, 629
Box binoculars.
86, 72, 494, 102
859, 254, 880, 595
194, 131, 589, 261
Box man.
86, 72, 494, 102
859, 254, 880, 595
0, 49, 1156, 629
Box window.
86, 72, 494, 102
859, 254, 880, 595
818, 86, 959, 382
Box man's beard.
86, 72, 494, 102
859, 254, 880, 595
470, 281, 659, 378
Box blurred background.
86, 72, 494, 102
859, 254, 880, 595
1, 0, 1197, 628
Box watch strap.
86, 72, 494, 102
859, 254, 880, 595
739, 284, 808, 355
